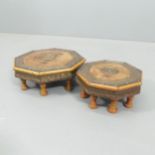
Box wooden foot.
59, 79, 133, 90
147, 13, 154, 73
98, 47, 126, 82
65, 78, 72, 91
21, 79, 28, 91
108, 100, 118, 113
40, 83, 48, 96
90, 96, 97, 109
124, 96, 133, 108
80, 90, 89, 98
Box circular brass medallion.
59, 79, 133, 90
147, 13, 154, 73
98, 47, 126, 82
23, 49, 73, 70
90, 63, 130, 81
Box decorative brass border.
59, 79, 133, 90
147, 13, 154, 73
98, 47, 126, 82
77, 73, 142, 91
14, 59, 86, 76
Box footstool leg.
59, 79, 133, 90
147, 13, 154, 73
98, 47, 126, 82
124, 96, 133, 108
108, 100, 118, 113
90, 96, 97, 109
80, 90, 89, 98
65, 78, 72, 91
21, 79, 28, 91
40, 83, 48, 96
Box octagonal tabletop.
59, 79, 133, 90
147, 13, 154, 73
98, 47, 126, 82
14, 48, 85, 76
77, 60, 142, 91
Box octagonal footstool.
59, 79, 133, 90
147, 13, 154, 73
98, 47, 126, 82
76, 60, 142, 113
14, 48, 85, 96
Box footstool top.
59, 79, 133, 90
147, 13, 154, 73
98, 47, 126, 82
77, 60, 142, 91
14, 48, 85, 76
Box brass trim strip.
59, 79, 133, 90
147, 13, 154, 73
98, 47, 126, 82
77, 73, 141, 91
14, 59, 86, 76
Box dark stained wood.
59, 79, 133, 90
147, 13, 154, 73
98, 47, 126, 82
14, 48, 85, 95
76, 60, 142, 113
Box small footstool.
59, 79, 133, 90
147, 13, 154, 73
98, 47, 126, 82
76, 60, 142, 113
14, 48, 85, 96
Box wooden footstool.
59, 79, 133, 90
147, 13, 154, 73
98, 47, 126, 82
76, 60, 142, 113
14, 48, 85, 96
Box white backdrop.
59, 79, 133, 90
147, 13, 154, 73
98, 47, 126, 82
0, 0, 155, 42
0, 33, 155, 155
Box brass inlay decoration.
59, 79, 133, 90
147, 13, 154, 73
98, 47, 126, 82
23, 50, 73, 69
90, 63, 130, 81
14, 59, 85, 76
77, 73, 141, 91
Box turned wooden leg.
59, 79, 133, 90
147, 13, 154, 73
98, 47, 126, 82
40, 83, 48, 96
65, 78, 72, 91
90, 96, 97, 109
21, 79, 28, 91
124, 96, 133, 108
80, 90, 89, 98
108, 100, 118, 113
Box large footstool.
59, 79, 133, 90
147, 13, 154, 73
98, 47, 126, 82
14, 48, 85, 96
76, 60, 142, 113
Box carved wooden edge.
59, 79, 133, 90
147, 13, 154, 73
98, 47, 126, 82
76, 73, 142, 91
13, 59, 86, 76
